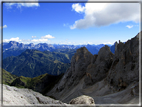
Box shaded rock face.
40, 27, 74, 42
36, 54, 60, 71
47, 32, 140, 104
84, 45, 114, 87
56, 47, 94, 91
107, 33, 139, 91
69, 95, 95, 105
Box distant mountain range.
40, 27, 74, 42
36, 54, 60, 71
3, 49, 73, 77
2, 41, 115, 59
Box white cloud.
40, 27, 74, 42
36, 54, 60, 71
3, 25, 7, 28
31, 38, 48, 42
3, 37, 21, 42
70, 3, 140, 29
0, 25, 7, 29
32, 36, 36, 38
87, 42, 93, 44
41, 35, 55, 39
5, 0, 39, 8
72, 3, 85, 13
3, 34, 55, 43
103, 42, 113, 45
126, 25, 133, 29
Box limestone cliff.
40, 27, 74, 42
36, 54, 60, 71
46, 32, 140, 104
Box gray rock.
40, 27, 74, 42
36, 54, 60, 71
106, 32, 139, 91
2, 84, 67, 106
46, 32, 140, 104
69, 95, 95, 105
84, 45, 113, 87
56, 47, 94, 91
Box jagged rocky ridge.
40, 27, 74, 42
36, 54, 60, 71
46, 32, 140, 104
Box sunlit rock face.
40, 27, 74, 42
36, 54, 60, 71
2, 84, 67, 106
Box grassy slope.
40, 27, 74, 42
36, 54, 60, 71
2, 69, 17, 85
3, 69, 63, 94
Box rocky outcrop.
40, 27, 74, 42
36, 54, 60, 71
2, 84, 68, 106
84, 45, 113, 87
69, 95, 95, 105
46, 32, 140, 104
106, 32, 139, 91
56, 47, 94, 92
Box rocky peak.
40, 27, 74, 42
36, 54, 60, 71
46, 32, 140, 104
55, 47, 94, 92
84, 45, 113, 87
96, 45, 113, 64
107, 33, 139, 91
72, 47, 93, 63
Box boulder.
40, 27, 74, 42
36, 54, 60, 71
69, 95, 95, 105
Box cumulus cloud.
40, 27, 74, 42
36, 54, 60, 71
41, 35, 55, 39
72, 3, 85, 13
126, 25, 133, 29
3, 34, 55, 43
70, 3, 140, 29
5, 0, 39, 8
3, 37, 21, 42
0, 25, 7, 29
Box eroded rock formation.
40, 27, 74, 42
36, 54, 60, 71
46, 32, 140, 104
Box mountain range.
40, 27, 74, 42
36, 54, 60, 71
2, 31, 140, 105
2, 41, 115, 59
3, 49, 73, 77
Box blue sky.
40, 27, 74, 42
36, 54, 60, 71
2, 1, 140, 45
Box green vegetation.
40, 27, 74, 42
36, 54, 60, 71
3, 49, 75, 77
3, 49, 26, 60
2, 69, 17, 85
2, 49, 76, 94
3, 69, 63, 94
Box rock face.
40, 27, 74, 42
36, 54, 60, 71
84, 45, 113, 87
2, 84, 68, 106
46, 32, 140, 104
69, 95, 95, 105
56, 47, 94, 92
106, 33, 139, 91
